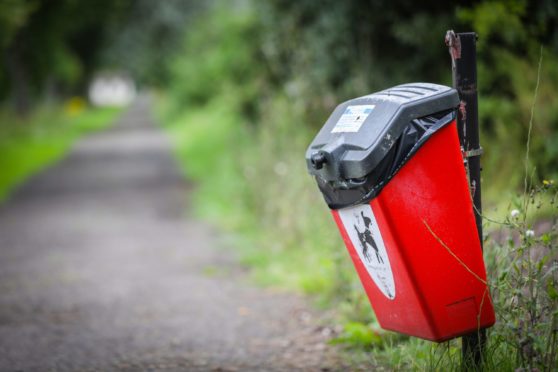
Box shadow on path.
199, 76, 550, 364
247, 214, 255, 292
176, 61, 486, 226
0, 98, 343, 371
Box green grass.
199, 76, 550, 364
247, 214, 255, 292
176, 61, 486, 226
0, 106, 121, 201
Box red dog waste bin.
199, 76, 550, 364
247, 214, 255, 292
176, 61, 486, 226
306, 83, 495, 342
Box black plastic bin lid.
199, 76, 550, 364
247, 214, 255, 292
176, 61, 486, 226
306, 83, 460, 209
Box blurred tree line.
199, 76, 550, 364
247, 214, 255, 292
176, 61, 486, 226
165, 0, 558, 194
0, 0, 203, 117
1, 0, 557, 186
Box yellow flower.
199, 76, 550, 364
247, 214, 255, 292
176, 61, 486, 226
64, 97, 86, 116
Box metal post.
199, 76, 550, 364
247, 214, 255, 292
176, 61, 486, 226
445, 31, 486, 371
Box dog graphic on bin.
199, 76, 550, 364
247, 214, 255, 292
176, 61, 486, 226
354, 211, 384, 265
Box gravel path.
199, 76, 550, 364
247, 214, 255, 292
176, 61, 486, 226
0, 99, 343, 371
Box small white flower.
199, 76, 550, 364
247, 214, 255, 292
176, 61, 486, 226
510, 209, 520, 218
273, 162, 288, 177
525, 230, 535, 237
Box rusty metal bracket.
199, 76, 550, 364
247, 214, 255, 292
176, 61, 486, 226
463, 146, 483, 158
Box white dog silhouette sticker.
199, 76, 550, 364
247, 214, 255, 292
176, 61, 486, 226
338, 204, 395, 300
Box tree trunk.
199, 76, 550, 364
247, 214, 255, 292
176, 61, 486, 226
5, 32, 31, 118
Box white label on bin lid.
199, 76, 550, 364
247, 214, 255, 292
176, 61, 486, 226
338, 204, 395, 300
331, 105, 375, 133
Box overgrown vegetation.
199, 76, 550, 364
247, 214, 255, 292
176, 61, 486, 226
486, 185, 558, 370
0, 103, 121, 200
0, 0, 204, 116
159, 0, 557, 369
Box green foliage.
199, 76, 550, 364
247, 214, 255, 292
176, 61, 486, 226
0, 0, 38, 47
0, 105, 121, 200
160, 0, 558, 369
0, 1, 206, 112
102, 0, 206, 86
0, 0, 135, 109
167, 7, 262, 116
160, 5, 356, 300
330, 321, 385, 349
457, 1, 558, 203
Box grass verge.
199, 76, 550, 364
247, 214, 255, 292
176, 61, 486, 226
0, 105, 121, 201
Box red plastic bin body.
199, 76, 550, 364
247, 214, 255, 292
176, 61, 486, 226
331, 120, 495, 342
